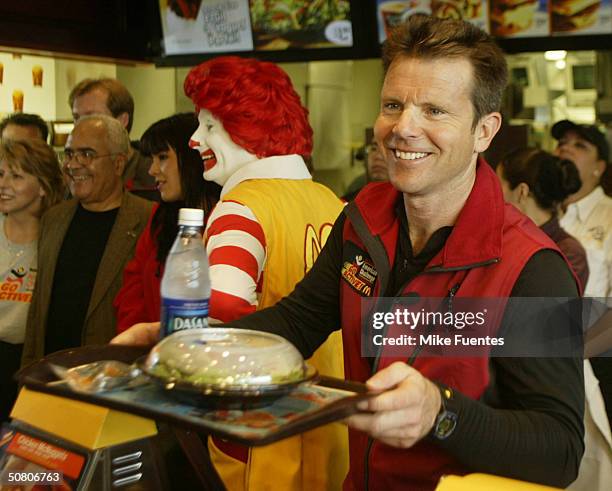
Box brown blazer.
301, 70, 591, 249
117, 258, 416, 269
21, 192, 153, 367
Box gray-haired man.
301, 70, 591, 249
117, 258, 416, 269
22, 115, 153, 366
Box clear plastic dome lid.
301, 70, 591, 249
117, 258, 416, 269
144, 328, 306, 390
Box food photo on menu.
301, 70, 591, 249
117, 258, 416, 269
376, 0, 489, 41
551, 0, 612, 34
489, 0, 549, 36
249, 0, 353, 49
168, 0, 203, 20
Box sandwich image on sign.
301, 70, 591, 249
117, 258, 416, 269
430, 0, 489, 32
490, 0, 539, 35
431, 0, 466, 19
551, 0, 601, 32
431, 0, 483, 19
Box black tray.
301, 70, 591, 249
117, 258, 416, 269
17, 345, 371, 446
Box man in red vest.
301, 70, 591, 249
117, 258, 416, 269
115, 16, 585, 491
225, 16, 585, 491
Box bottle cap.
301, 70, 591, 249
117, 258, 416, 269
178, 208, 204, 227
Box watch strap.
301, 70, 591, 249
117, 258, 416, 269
432, 383, 458, 440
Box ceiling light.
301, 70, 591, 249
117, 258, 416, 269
545, 50, 567, 61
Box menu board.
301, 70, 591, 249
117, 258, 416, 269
375, 0, 611, 41
250, 0, 353, 50
160, 0, 254, 55
490, 0, 549, 37
551, 0, 612, 35
377, 0, 490, 43
159, 0, 353, 56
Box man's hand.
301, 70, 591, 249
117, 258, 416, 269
110, 322, 160, 346
346, 362, 442, 448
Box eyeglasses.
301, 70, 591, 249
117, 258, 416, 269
62, 149, 121, 166
365, 143, 380, 154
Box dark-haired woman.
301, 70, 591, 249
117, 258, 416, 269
114, 113, 221, 332
496, 147, 589, 290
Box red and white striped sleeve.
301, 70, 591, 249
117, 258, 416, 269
204, 200, 266, 324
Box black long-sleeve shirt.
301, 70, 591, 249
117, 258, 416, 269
229, 208, 585, 488
45, 205, 118, 354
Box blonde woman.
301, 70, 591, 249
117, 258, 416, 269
0, 139, 64, 421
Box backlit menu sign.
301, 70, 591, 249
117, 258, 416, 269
489, 0, 549, 38
377, 0, 490, 43
375, 0, 611, 41
159, 0, 353, 56
160, 0, 254, 55
550, 0, 612, 35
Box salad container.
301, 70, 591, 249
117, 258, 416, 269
143, 328, 317, 408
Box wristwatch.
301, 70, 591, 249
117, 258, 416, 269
432, 384, 458, 440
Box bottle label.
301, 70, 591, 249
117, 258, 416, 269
160, 297, 209, 338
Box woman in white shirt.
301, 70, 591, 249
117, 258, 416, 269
0, 139, 64, 421
553, 120, 612, 491
553, 120, 611, 298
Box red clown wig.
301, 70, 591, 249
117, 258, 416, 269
184, 56, 313, 158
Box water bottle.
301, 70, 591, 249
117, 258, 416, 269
160, 208, 210, 338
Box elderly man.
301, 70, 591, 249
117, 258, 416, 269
21, 115, 152, 366
69, 78, 157, 199
0, 113, 48, 142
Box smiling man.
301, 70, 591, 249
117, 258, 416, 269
21, 115, 152, 367
114, 19, 585, 491
217, 16, 584, 490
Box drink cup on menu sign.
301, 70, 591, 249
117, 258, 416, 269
12, 90, 24, 112
32, 65, 43, 87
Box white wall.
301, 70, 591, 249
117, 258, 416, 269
175, 67, 193, 114
351, 59, 383, 142
116, 65, 176, 139
0, 53, 56, 120
279, 62, 309, 107
306, 59, 383, 194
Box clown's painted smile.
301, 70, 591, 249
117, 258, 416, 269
200, 148, 217, 171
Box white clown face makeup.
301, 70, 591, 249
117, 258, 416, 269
189, 109, 259, 186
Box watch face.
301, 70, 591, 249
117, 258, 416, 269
435, 412, 458, 440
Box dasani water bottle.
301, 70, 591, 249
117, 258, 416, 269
160, 208, 210, 338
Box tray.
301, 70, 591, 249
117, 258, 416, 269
17, 345, 371, 446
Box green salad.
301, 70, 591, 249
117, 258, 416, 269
250, 0, 350, 33
150, 361, 304, 388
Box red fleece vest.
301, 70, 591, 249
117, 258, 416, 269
340, 161, 565, 491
